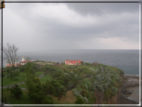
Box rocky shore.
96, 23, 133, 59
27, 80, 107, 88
120, 74, 141, 104
122, 74, 141, 90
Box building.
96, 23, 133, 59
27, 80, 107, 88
6, 57, 32, 67
20, 57, 32, 65
6, 63, 21, 67
65, 60, 83, 65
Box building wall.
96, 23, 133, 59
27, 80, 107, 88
6, 63, 20, 67
65, 60, 82, 65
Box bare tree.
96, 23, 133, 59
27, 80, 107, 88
3, 43, 19, 65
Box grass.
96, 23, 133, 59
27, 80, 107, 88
35, 71, 44, 77
3, 71, 44, 86
2, 71, 8, 77
18, 83, 27, 88
2, 89, 33, 104
3, 72, 26, 86
17, 72, 49, 88
40, 73, 53, 83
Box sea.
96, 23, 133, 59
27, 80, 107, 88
1, 49, 140, 76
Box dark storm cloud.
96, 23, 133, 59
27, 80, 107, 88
3, 2, 139, 51
66, 3, 104, 16
30, 9, 138, 42
66, 3, 139, 16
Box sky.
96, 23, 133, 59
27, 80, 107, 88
1, 0, 140, 53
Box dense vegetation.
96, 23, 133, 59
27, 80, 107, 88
2, 61, 124, 104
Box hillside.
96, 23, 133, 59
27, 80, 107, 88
2, 61, 124, 104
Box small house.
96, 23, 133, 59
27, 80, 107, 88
65, 60, 83, 65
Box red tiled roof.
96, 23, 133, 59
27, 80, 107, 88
20, 61, 32, 63
65, 60, 82, 62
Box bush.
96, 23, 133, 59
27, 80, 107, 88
10, 84, 23, 99
75, 96, 85, 104
42, 83, 56, 95
7, 71, 20, 81
42, 96, 54, 104
19, 66, 25, 72
61, 62, 65, 65
6, 67, 10, 73
28, 84, 45, 104
34, 77, 41, 84
49, 84, 56, 95
11, 65, 16, 70
29, 92, 45, 104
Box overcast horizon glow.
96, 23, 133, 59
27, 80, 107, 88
1, 3, 139, 53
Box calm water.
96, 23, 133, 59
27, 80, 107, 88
2, 50, 140, 75
126, 86, 141, 102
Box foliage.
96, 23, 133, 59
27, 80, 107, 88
11, 65, 16, 70
83, 63, 92, 66
24, 63, 45, 103
42, 96, 54, 104
5, 67, 11, 73
61, 62, 65, 65
19, 66, 25, 72
10, 84, 23, 99
75, 96, 85, 104
73, 88, 82, 97
25, 62, 35, 90
28, 78, 45, 103
7, 71, 20, 81
3, 88, 33, 104
72, 65, 124, 104
29, 90, 45, 104
42, 80, 56, 95
33, 77, 41, 85
32, 63, 40, 71
3, 60, 124, 104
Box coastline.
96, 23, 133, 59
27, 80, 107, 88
124, 74, 142, 81
120, 74, 141, 104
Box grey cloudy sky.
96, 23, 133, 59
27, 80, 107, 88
1, 1, 139, 53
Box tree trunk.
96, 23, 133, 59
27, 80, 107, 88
94, 89, 104, 104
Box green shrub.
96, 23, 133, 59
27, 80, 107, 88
5, 67, 10, 73
10, 84, 23, 99
42, 96, 54, 104
75, 96, 85, 104
11, 65, 16, 70
29, 91, 45, 104
49, 84, 56, 95
19, 66, 25, 72
7, 71, 20, 81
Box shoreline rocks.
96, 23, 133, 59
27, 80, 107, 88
122, 89, 133, 95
